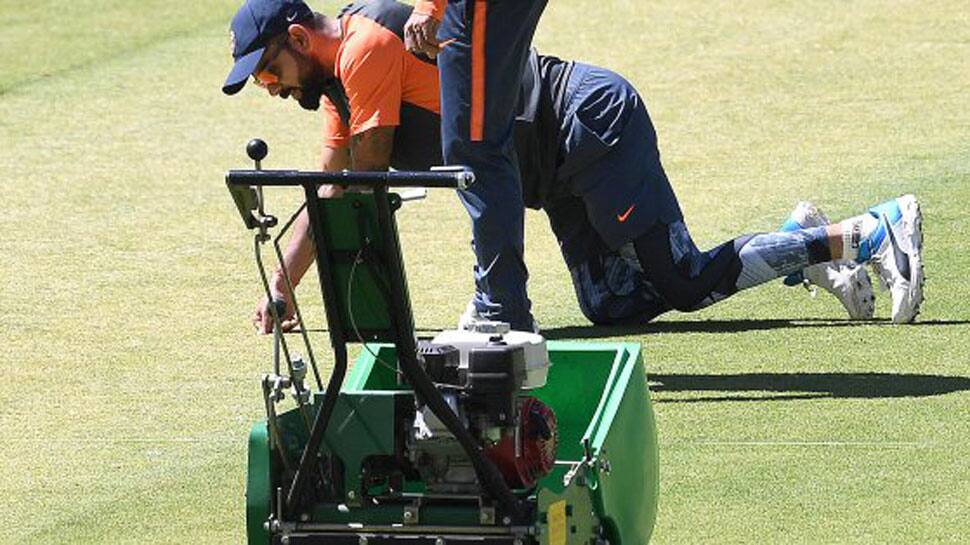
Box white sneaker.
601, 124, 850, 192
781, 202, 876, 320
802, 262, 876, 320
457, 300, 540, 334
862, 195, 924, 323
457, 300, 482, 331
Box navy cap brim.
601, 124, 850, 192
222, 47, 266, 95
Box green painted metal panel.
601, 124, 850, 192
531, 346, 617, 493
246, 422, 272, 545
344, 344, 402, 391
317, 193, 409, 336
590, 346, 659, 545
533, 342, 659, 545
274, 391, 405, 504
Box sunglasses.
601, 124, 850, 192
251, 38, 290, 88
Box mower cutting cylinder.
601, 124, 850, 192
246, 341, 659, 545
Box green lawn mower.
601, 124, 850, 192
226, 139, 660, 545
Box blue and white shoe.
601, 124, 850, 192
781, 202, 876, 320
859, 195, 924, 323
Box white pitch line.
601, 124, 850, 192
677, 440, 929, 447
0, 438, 240, 445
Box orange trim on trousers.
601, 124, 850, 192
470, 0, 487, 141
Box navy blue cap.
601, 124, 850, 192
223, 0, 313, 95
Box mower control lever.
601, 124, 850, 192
247, 138, 269, 168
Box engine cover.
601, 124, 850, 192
484, 397, 558, 489
431, 328, 550, 389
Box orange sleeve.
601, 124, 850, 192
320, 95, 350, 149
413, 0, 446, 20
338, 21, 404, 136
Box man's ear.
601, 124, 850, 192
288, 24, 312, 53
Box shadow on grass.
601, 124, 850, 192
649, 372, 970, 404
541, 318, 970, 339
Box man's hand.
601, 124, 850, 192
403, 11, 441, 58
319, 184, 345, 199
252, 293, 298, 334
252, 273, 299, 334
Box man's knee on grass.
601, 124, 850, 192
569, 253, 669, 325
632, 227, 743, 313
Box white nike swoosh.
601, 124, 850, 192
478, 253, 502, 278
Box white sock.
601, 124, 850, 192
839, 213, 879, 262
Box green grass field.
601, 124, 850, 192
2, 1, 968, 543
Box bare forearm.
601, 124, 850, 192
274, 129, 390, 289
273, 146, 351, 292
273, 209, 316, 292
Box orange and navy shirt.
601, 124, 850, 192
321, 0, 441, 171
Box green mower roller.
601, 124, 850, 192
226, 139, 659, 545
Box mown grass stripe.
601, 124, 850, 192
0, 18, 228, 97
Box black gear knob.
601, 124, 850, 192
246, 138, 268, 166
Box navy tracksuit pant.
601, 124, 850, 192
546, 64, 832, 325
438, 0, 547, 331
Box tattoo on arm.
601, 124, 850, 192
350, 126, 395, 171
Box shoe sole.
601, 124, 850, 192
893, 194, 924, 323
849, 267, 876, 320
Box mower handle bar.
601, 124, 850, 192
226, 167, 475, 190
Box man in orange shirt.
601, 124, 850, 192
223, 0, 451, 333
223, 0, 923, 330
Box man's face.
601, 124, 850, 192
253, 37, 328, 111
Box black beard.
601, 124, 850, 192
296, 77, 325, 111
288, 49, 327, 111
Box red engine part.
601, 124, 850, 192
484, 396, 558, 489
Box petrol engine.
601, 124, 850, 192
408, 324, 558, 494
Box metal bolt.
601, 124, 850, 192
300, 513, 310, 522
348, 490, 357, 500
435, 538, 445, 545
503, 516, 512, 525
404, 510, 413, 520
600, 459, 612, 475
359, 537, 368, 545
280, 537, 290, 545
